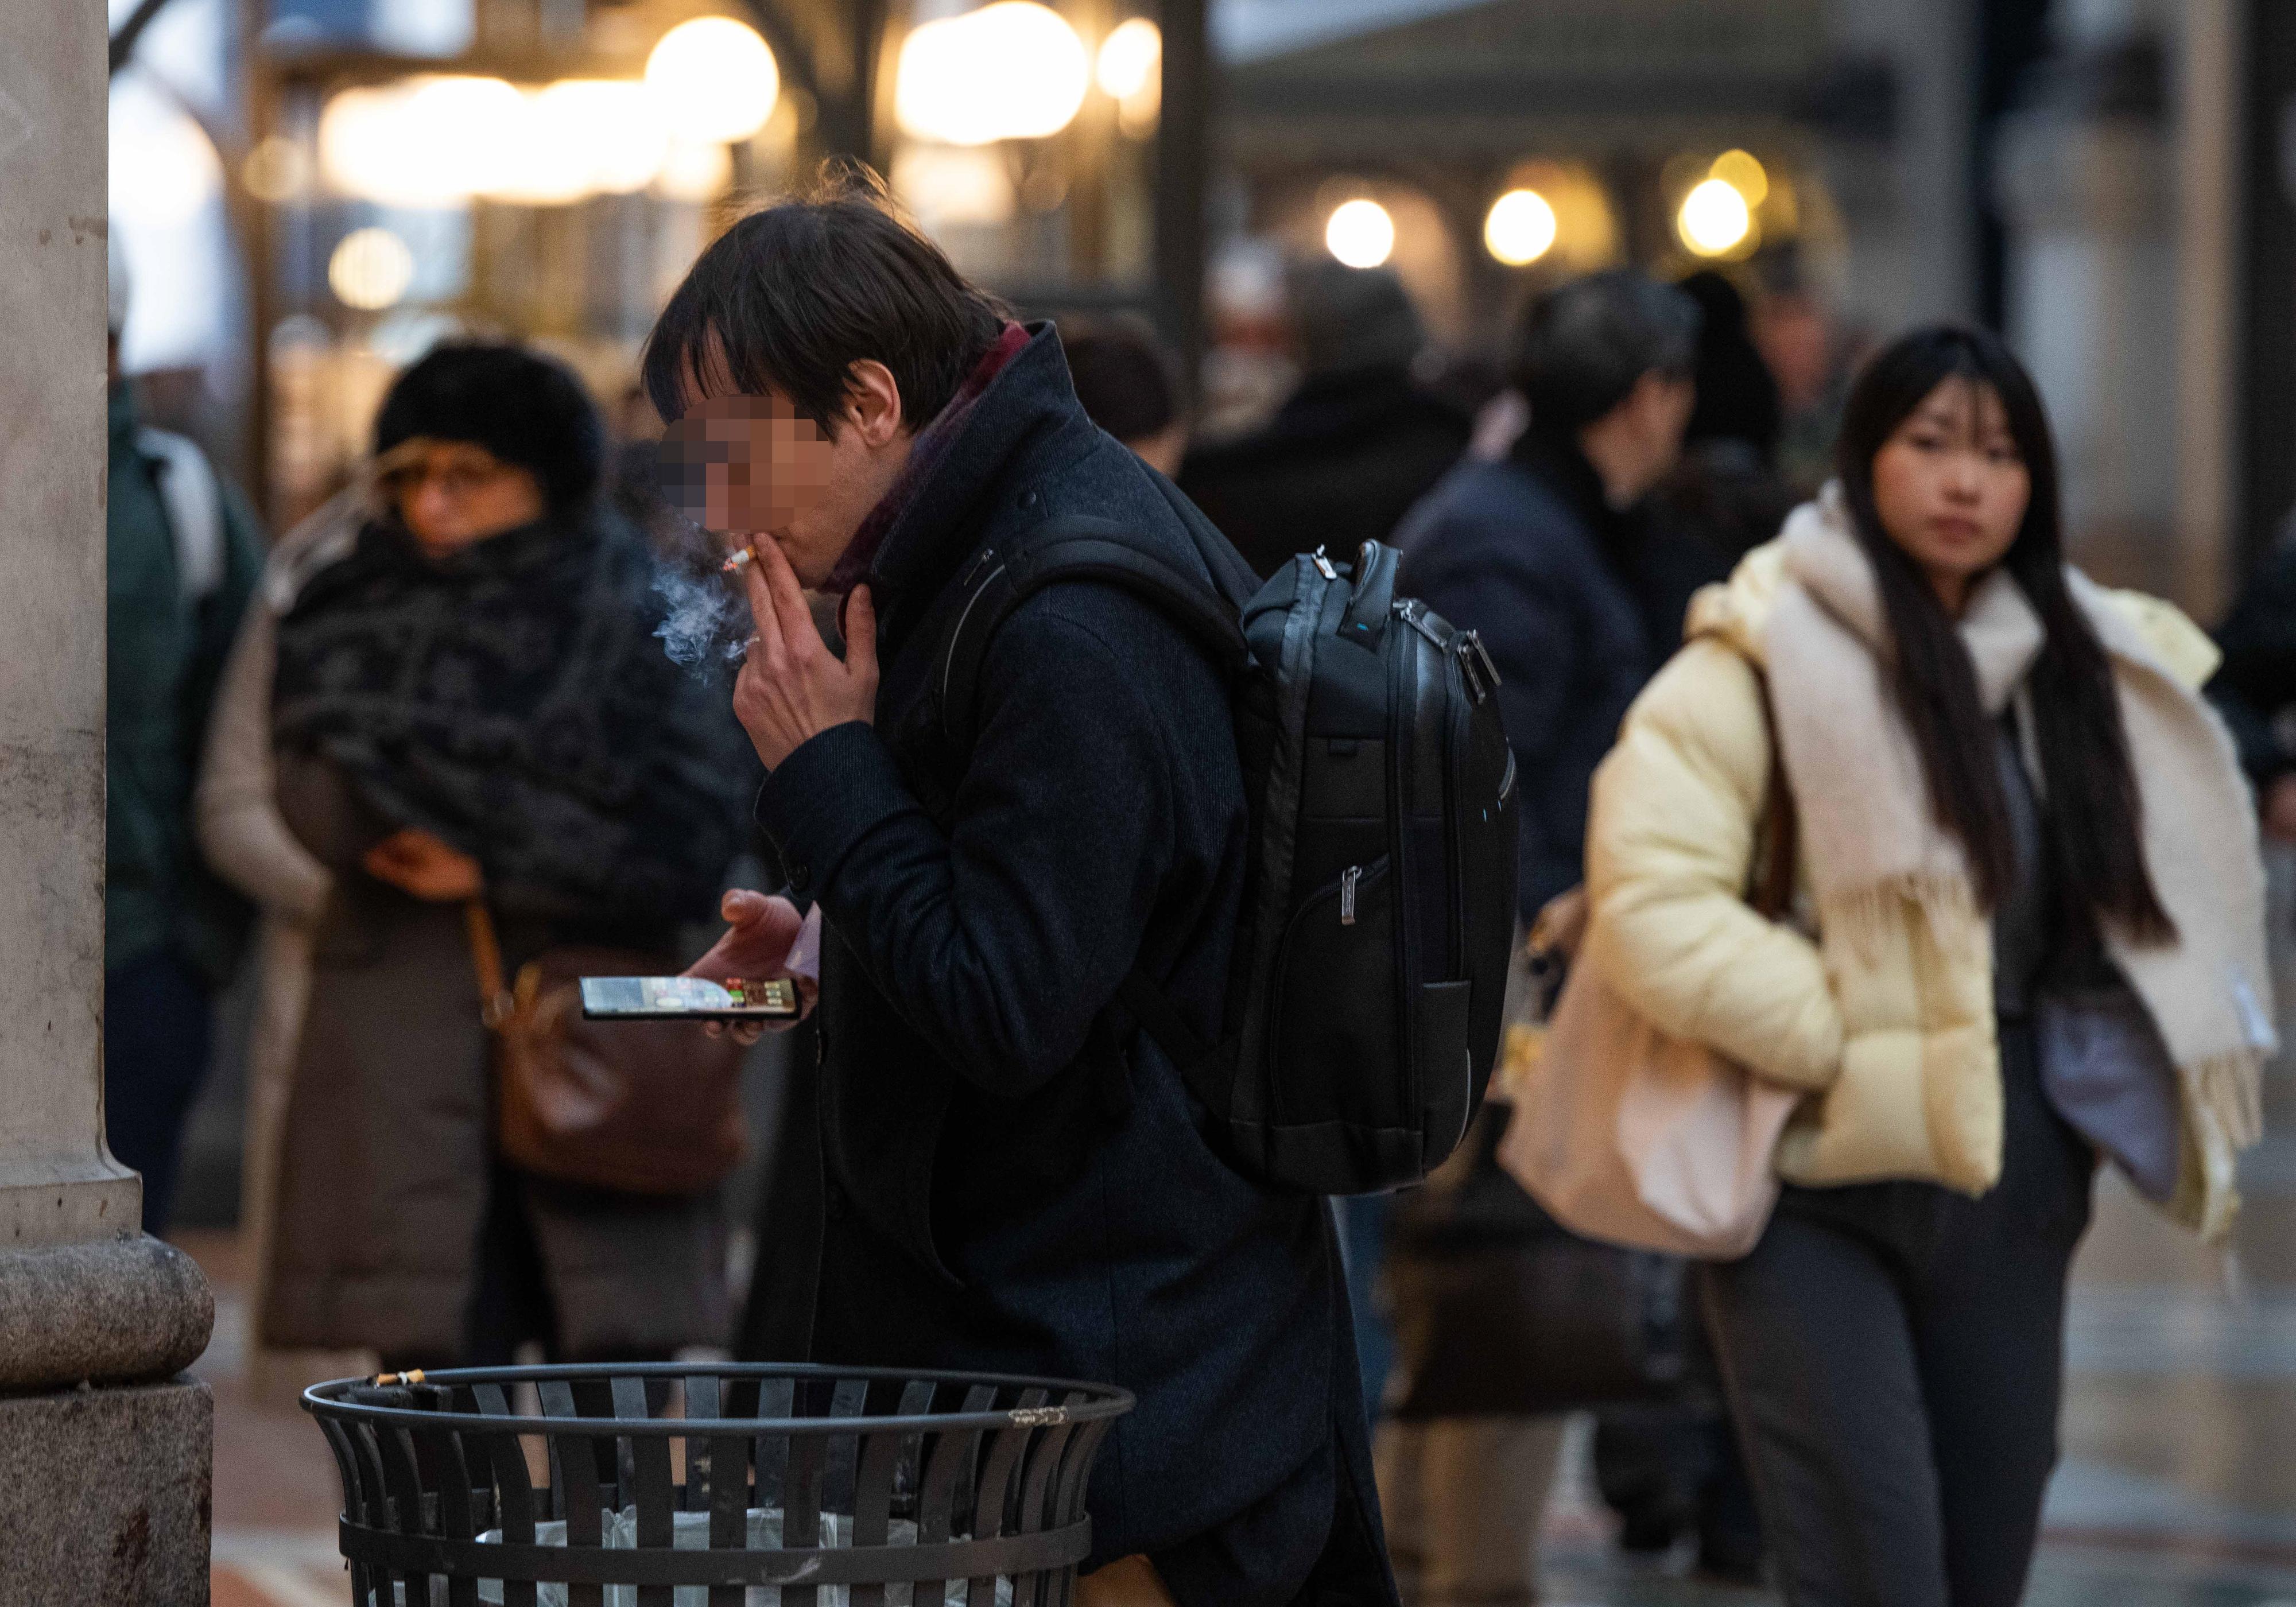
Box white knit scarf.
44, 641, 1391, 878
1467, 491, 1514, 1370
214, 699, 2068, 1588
1764, 489, 2271, 1204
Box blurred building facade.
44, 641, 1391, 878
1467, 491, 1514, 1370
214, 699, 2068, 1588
111, 0, 1205, 531
99, 0, 2296, 643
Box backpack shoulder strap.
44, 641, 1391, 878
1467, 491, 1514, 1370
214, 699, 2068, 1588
934, 514, 1248, 752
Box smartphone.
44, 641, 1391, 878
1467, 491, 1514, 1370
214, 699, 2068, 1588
579, 976, 801, 1022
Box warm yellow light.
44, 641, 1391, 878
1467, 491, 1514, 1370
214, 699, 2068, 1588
242, 133, 311, 203
891, 145, 1018, 229
1325, 199, 1395, 269
1484, 189, 1557, 266
1709, 149, 1769, 207
509, 79, 668, 200
319, 76, 524, 206
1678, 177, 1752, 257
897, 2, 1089, 145
328, 226, 414, 310
646, 17, 780, 145
1097, 18, 1162, 99
656, 138, 734, 203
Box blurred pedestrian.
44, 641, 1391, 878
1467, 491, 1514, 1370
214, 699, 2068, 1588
1376, 270, 1717, 1606
195, 478, 357, 1398
104, 253, 264, 1236
2205, 515, 2296, 841
1583, 324, 2270, 1607
1751, 253, 1858, 497
235, 342, 753, 1368
1062, 316, 1189, 475
1180, 259, 1471, 577
1399, 269, 1711, 919
1657, 270, 1799, 565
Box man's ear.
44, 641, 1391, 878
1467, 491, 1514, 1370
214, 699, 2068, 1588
843, 360, 907, 448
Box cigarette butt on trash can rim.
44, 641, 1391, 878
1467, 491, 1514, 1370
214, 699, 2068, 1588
721, 547, 755, 574
374, 1369, 425, 1385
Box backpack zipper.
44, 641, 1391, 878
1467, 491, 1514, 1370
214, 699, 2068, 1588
1340, 864, 1361, 925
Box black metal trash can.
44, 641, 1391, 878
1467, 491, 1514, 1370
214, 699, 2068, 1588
301, 1363, 1134, 1607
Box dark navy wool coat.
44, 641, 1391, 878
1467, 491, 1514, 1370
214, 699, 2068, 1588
1395, 433, 1724, 921
748, 326, 1395, 1607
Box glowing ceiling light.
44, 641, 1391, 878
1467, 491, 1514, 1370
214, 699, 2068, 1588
1483, 188, 1557, 266
1325, 199, 1395, 269
328, 226, 415, 310
897, 2, 1089, 146
656, 138, 733, 203
646, 17, 780, 145
1709, 149, 1769, 207
242, 134, 312, 203
1678, 177, 1752, 257
319, 76, 523, 207
514, 79, 669, 200
1096, 17, 1162, 99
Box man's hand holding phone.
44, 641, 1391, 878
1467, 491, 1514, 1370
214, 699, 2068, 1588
684, 887, 817, 1044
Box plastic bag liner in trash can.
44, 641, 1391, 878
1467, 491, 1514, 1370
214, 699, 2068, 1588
302, 1363, 1131, 1607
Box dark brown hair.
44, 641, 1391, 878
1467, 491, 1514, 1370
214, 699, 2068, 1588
1835, 324, 2173, 941
641, 161, 1008, 433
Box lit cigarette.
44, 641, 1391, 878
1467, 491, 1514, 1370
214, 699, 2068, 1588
720, 548, 754, 574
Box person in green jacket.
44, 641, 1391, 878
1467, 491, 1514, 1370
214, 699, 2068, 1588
106, 259, 263, 1234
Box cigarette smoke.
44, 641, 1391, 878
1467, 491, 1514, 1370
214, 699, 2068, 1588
647, 514, 751, 678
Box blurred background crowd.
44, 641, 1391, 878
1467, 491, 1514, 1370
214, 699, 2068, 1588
95, 1, 2296, 1604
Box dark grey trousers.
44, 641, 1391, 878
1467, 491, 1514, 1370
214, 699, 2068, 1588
1700, 1019, 2095, 1607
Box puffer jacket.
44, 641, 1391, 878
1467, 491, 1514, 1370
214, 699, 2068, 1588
1584, 533, 2251, 1236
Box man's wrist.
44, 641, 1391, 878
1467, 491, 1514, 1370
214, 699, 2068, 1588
755, 721, 913, 898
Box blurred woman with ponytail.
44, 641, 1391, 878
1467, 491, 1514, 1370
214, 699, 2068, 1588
1578, 324, 2271, 1606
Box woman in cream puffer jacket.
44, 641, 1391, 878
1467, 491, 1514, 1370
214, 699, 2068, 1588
1582, 326, 2270, 1607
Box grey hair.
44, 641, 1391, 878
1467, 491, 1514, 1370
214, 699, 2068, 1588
1510, 270, 1701, 436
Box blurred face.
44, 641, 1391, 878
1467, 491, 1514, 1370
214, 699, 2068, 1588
1578, 370, 1694, 507
664, 337, 914, 588
381, 440, 546, 556
662, 393, 841, 548
1869, 376, 2029, 614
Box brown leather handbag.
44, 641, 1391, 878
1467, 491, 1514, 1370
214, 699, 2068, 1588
464, 900, 748, 1196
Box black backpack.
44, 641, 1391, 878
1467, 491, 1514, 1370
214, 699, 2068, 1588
931, 488, 1518, 1194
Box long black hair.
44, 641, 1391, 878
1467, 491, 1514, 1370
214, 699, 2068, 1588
1834, 324, 2173, 941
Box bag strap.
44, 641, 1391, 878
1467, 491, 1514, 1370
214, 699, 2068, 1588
1748, 667, 1799, 922
461, 898, 515, 1030
934, 515, 1247, 752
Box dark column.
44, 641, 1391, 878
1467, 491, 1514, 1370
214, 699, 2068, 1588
2237, 0, 2296, 570
1972, 0, 2054, 331
1154, 0, 1211, 398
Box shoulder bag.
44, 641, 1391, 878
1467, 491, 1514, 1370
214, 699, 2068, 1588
1497, 678, 1802, 1260
464, 900, 748, 1197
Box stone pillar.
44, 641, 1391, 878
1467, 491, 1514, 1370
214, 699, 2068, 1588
0, 6, 218, 1606
2171, 0, 2244, 622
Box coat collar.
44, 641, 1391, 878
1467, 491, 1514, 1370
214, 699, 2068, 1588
863, 322, 1084, 611
1779, 482, 2043, 716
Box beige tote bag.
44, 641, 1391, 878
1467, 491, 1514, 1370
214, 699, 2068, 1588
1499, 961, 1799, 1259
1497, 678, 1801, 1260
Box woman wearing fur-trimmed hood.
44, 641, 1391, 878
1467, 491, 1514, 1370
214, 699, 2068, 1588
1582, 324, 2270, 1607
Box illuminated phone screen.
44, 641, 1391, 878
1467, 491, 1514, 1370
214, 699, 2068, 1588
579, 976, 800, 1019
